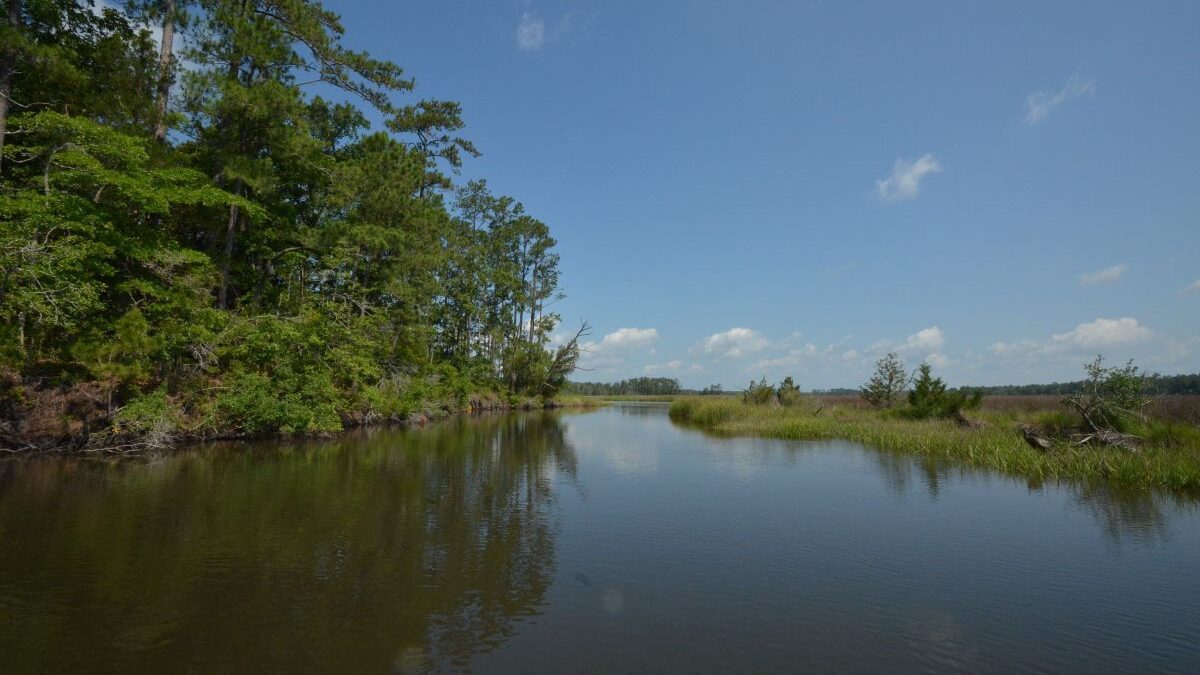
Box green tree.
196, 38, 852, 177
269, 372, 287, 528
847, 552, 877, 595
904, 362, 982, 421
860, 352, 906, 408
1063, 355, 1150, 433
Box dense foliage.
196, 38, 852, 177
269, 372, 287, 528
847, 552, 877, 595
0, 0, 580, 448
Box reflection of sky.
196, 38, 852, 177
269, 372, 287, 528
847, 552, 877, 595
523, 405, 1200, 673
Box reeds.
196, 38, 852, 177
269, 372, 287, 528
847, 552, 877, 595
669, 396, 1200, 492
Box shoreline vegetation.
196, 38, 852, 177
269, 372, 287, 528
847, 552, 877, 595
0, 1, 592, 454
669, 393, 1200, 493
2, 390, 603, 455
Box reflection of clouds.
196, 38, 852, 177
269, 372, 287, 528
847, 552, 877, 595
564, 416, 661, 477
708, 442, 769, 482
604, 444, 659, 476
698, 437, 806, 483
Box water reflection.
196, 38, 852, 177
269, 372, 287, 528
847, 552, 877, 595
0, 412, 577, 673
677, 414, 1199, 543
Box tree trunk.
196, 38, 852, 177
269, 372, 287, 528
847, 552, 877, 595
0, 0, 23, 171
218, 180, 242, 309
152, 0, 176, 143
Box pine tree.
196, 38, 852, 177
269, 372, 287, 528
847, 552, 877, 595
860, 352, 906, 408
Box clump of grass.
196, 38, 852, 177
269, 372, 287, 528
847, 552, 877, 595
669, 397, 1200, 493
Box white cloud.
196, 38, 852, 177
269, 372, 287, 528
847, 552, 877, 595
1051, 317, 1151, 348
875, 154, 941, 202
988, 318, 1152, 365
599, 327, 659, 350
841, 349, 859, 362
1078, 263, 1127, 286
516, 11, 545, 50
692, 327, 770, 359
904, 326, 945, 351
1024, 74, 1095, 125
1182, 279, 1200, 295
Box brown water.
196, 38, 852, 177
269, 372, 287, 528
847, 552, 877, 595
1, 403, 1198, 673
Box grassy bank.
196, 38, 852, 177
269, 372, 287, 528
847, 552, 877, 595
669, 396, 1200, 492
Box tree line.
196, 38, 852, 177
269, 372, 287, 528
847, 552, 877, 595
566, 377, 682, 396
0, 0, 583, 448
961, 372, 1200, 396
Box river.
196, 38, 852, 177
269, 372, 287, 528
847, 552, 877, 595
1, 403, 1197, 673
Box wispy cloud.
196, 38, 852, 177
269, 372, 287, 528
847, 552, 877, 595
1078, 263, 1127, 286
1024, 74, 1095, 125
516, 11, 546, 50
516, 8, 589, 51
876, 154, 941, 202
1182, 279, 1200, 295
692, 328, 770, 359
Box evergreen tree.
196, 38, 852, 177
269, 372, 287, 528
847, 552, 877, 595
860, 352, 906, 409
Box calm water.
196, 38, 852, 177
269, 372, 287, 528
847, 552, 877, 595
2, 403, 1199, 673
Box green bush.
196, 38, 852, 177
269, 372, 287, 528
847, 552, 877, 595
777, 376, 803, 407
1063, 356, 1150, 433
904, 363, 983, 420
215, 371, 342, 436
111, 388, 181, 448
743, 377, 776, 405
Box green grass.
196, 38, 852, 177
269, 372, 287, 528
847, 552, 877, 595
668, 396, 1200, 493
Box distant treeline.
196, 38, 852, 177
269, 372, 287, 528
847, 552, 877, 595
962, 372, 1200, 396
566, 378, 682, 396
571, 371, 1200, 398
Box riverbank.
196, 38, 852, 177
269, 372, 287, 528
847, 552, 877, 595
0, 385, 602, 455
669, 396, 1200, 492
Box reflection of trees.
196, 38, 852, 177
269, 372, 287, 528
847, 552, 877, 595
0, 412, 576, 673
870, 451, 944, 500
864, 447, 1194, 544
1068, 483, 1185, 545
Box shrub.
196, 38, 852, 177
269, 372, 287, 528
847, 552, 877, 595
1063, 355, 1150, 433
110, 388, 181, 449
215, 371, 342, 436
778, 376, 803, 407
904, 363, 983, 420
860, 352, 907, 409
743, 377, 776, 405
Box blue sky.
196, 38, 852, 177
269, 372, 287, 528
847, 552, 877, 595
330, 0, 1200, 389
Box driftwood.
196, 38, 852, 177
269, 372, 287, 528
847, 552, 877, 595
1020, 425, 1053, 452
1072, 430, 1141, 452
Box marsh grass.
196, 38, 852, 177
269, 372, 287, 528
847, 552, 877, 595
669, 396, 1200, 492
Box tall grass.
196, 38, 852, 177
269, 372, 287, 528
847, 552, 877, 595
812, 394, 1200, 424
669, 397, 1200, 493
